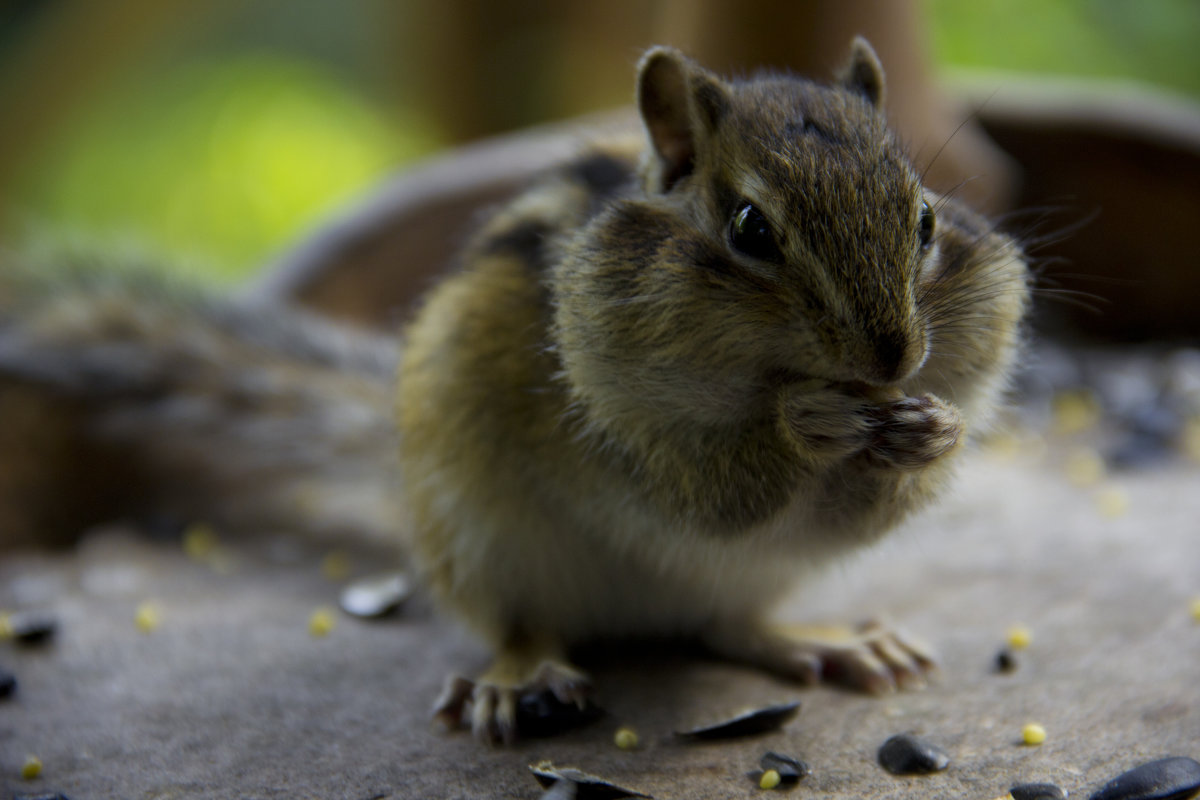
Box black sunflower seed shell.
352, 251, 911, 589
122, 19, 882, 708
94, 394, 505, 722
515, 689, 604, 737
530, 761, 652, 799
675, 701, 801, 741
1010, 782, 1068, 800
1087, 756, 1200, 800
759, 751, 811, 783
877, 732, 951, 775
8, 611, 57, 645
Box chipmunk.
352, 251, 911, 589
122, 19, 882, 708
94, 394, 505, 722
399, 39, 1027, 742
0, 40, 1028, 744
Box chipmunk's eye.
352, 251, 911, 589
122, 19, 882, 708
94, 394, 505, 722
729, 203, 782, 262
918, 199, 935, 248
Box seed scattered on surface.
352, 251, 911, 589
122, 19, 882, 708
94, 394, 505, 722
1007, 625, 1033, 650
0, 667, 15, 698
338, 572, 411, 619
1022, 723, 1047, 746
877, 732, 951, 774
759, 751, 811, 785
1052, 389, 1101, 435
614, 726, 638, 750
308, 607, 336, 637
134, 602, 161, 633
538, 781, 577, 800
1065, 447, 1106, 487
1108, 401, 1181, 470
1087, 755, 1200, 800
995, 648, 1019, 673
2, 611, 57, 645
320, 550, 352, 582
1182, 416, 1200, 463
530, 761, 652, 799
182, 522, 218, 560
1190, 596, 1200, 623
12, 792, 71, 800
759, 769, 782, 790
675, 701, 801, 741
515, 688, 603, 737
1010, 782, 1067, 800
1094, 486, 1129, 518
21, 755, 42, 780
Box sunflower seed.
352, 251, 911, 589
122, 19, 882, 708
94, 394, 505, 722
1011, 782, 1067, 800
1087, 756, 1200, 800
759, 751, 810, 784
530, 761, 652, 799
877, 732, 951, 775
338, 572, 411, 618
6, 611, 57, 645
515, 688, 603, 737
675, 701, 801, 741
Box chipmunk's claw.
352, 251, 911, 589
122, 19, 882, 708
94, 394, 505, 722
819, 619, 936, 693
432, 659, 594, 745
705, 618, 936, 694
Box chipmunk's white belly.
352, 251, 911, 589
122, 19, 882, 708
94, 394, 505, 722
505, 488, 827, 643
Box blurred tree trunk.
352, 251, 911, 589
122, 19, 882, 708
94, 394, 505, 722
385, 0, 1013, 212
388, 0, 653, 144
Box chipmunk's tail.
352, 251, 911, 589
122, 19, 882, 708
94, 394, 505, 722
0, 251, 402, 549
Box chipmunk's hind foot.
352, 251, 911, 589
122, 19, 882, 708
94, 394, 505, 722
705, 619, 936, 694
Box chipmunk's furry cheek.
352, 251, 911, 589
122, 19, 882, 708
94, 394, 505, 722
551, 204, 791, 427
901, 200, 1029, 426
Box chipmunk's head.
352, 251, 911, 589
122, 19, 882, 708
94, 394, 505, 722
553, 41, 1013, 428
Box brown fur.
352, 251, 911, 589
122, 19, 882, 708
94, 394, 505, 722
399, 43, 1029, 741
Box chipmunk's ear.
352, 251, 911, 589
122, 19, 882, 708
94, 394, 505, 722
840, 37, 885, 109
637, 46, 730, 192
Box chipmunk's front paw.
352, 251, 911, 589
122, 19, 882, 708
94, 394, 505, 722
866, 394, 962, 469
780, 385, 962, 469
779, 382, 875, 461
705, 619, 936, 694
433, 658, 593, 745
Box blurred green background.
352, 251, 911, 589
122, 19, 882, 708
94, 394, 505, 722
1, 0, 1197, 283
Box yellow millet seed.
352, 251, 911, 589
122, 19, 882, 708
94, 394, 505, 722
614, 726, 639, 750
21, 755, 42, 780
1022, 722, 1047, 745
309, 607, 336, 637
1094, 485, 1129, 518
1006, 624, 1032, 650
1051, 389, 1101, 435
1183, 417, 1200, 463
759, 769, 782, 790
320, 551, 352, 582
182, 522, 218, 560
1190, 596, 1200, 623
1065, 447, 1105, 487
135, 602, 161, 633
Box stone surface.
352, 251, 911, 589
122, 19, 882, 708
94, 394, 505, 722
1, 415, 1198, 799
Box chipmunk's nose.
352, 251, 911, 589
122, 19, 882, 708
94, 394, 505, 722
869, 327, 927, 385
